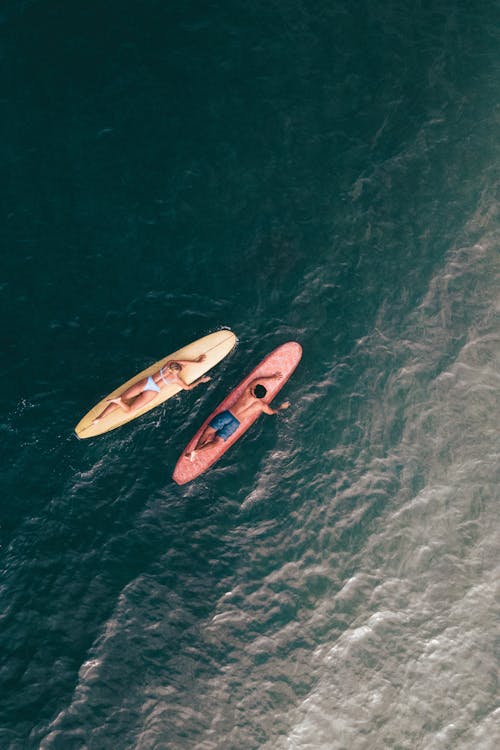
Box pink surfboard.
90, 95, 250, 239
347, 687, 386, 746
172, 341, 302, 484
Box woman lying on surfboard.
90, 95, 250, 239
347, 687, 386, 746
185, 372, 289, 460
93, 355, 210, 424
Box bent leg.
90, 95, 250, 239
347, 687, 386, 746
121, 390, 156, 413
120, 377, 150, 400
185, 427, 221, 458
196, 426, 219, 451
94, 396, 131, 423
94, 400, 120, 422
94, 384, 155, 423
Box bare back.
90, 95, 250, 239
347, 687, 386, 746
231, 387, 268, 421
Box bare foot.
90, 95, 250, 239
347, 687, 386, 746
107, 397, 122, 406
185, 450, 197, 462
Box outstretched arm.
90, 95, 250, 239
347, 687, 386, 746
175, 373, 211, 391
261, 401, 290, 415
247, 372, 283, 392
167, 354, 207, 367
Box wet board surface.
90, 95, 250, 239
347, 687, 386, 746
172, 341, 302, 484
75, 330, 237, 438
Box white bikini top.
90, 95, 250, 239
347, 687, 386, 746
160, 365, 177, 385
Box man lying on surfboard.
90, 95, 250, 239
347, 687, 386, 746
185, 372, 289, 460
93, 355, 211, 423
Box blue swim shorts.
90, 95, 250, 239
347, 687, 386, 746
209, 410, 240, 441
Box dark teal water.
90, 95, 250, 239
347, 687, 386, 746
2, 2, 499, 748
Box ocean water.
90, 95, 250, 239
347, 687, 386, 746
1, 1, 499, 748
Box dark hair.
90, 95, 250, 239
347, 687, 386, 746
168, 362, 182, 372
253, 384, 267, 399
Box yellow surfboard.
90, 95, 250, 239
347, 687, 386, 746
75, 330, 237, 439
